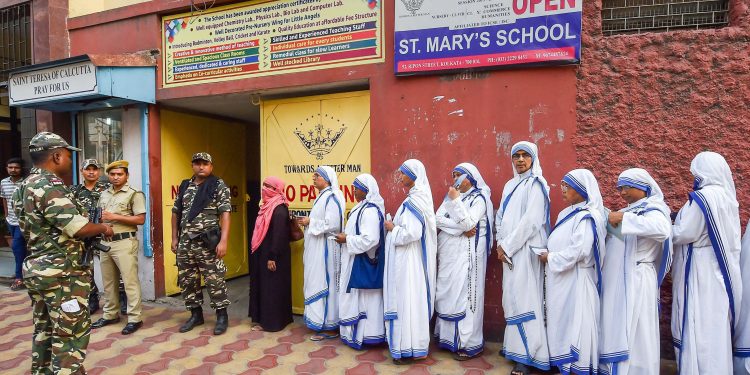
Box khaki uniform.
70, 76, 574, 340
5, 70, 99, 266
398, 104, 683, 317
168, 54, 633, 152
13, 167, 91, 375
98, 184, 146, 323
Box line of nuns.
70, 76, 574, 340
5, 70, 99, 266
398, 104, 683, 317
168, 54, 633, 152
301, 141, 749, 375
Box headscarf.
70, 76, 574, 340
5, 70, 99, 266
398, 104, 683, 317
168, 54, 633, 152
617, 168, 670, 216
251, 176, 288, 252
617, 168, 672, 284
453, 162, 494, 245
511, 141, 546, 181
503, 141, 551, 230
352, 173, 385, 214
687, 152, 742, 335
316, 165, 346, 214
691, 152, 738, 205
399, 159, 434, 215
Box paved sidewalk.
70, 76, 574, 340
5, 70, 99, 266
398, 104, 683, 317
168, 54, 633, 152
0, 286, 514, 374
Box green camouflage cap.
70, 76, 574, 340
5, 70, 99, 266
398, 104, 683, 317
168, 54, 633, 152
29, 132, 82, 153
192, 152, 212, 163
81, 158, 100, 169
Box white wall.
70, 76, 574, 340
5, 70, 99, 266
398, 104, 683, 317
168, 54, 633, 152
93, 106, 155, 301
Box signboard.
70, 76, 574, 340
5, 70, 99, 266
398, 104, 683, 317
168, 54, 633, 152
261, 91, 371, 313
9, 61, 98, 105
394, 0, 582, 75
162, 0, 384, 88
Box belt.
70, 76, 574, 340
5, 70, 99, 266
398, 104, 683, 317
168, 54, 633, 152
111, 232, 137, 241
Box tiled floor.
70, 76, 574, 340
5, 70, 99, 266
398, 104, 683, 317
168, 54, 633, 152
0, 286, 515, 374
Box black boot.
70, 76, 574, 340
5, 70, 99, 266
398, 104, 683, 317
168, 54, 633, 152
89, 292, 100, 315
179, 307, 204, 333
214, 308, 228, 335
119, 290, 127, 315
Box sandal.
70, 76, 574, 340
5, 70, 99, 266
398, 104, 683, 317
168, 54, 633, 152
510, 362, 530, 375
392, 357, 413, 365
452, 352, 477, 361
251, 325, 264, 332
10, 279, 24, 291
310, 332, 339, 341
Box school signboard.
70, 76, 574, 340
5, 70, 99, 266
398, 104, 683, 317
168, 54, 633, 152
162, 0, 384, 87
394, 0, 582, 75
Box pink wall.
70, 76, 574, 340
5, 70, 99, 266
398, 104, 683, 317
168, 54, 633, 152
577, 0, 750, 221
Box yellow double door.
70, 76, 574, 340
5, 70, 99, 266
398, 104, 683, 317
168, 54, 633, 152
162, 91, 371, 315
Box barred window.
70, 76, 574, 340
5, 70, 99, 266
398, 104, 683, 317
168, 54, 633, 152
602, 0, 730, 36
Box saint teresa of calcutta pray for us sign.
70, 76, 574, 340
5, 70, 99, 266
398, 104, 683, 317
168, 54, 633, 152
394, 0, 581, 75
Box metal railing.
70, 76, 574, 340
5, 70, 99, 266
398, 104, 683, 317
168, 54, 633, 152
602, 0, 730, 36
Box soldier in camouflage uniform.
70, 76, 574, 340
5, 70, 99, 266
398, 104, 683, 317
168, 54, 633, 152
70, 158, 110, 314
13, 132, 113, 375
171, 152, 232, 335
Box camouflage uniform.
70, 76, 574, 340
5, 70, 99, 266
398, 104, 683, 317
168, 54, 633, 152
70, 180, 110, 300
172, 177, 232, 310
14, 167, 92, 375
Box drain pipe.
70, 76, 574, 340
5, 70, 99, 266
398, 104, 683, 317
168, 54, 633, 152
141, 104, 153, 257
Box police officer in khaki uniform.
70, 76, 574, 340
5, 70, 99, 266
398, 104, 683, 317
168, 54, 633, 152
91, 160, 147, 335
13, 132, 114, 374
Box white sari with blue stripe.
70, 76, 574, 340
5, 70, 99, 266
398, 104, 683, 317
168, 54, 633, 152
599, 169, 672, 375
496, 172, 551, 369
599, 199, 671, 375
434, 188, 489, 356
735, 220, 750, 374
671, 152, 742, 375
303, 177, 345, 331
384, 159, 437, 360
547, 202, 602, 375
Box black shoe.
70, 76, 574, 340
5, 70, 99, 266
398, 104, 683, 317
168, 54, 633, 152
213, 308, 228, 335
179, 307, 204, 333
92, 317, 121, 329
89, 295, 100, 315
119, 290, 127, 315
121, 321, 142, 335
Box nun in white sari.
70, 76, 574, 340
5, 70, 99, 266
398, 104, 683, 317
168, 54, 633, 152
299, 166, 345, 336
541, 169, 605, 375
495, 141, 551, 372
434, 162, 493, 360
599, 168, 672, 375
672, 152, 742, 375
735, 219, 750, 374
336, 174, 386, 349
383, 159, 438, 363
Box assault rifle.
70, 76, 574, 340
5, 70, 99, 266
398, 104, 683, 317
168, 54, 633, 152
82, 207, 111, 265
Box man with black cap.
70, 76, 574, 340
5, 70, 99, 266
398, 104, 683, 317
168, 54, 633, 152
91, 160, 147, 335
12, 132, 114, 375
171, 152, 232, 335
71, 158, 111, 314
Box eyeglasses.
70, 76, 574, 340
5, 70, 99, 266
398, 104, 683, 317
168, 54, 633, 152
512, 152, 532, 160
560, 183, 569, 192
617, 185, 632, 192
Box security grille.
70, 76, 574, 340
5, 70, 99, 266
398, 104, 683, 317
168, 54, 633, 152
0, 2, 32, 82
602, 0, 730, 36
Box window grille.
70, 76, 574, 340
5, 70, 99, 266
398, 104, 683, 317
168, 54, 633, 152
602, 0, 730, 36
0, 2, 32, 83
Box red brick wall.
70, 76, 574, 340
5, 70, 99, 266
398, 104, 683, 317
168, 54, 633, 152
577, 0, 750, 220
576, 0, 750, 358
